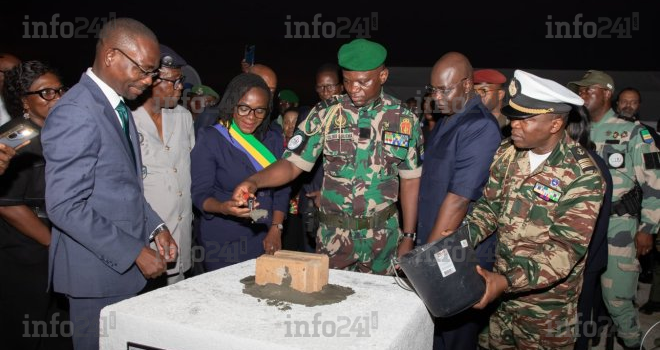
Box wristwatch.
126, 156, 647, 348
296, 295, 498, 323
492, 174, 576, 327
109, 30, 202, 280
272, 223, 284, 231
149, 224, 169, 242
402, 232, 416, 240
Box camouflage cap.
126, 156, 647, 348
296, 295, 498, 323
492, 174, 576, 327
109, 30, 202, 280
191, 84, 219, 99
567, 70, 614, 92
278, 89, 299, 103
338, 38, 387, 71
502, 70, 583, 119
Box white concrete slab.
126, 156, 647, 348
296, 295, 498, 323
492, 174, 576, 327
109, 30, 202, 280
100, 259, 433, 350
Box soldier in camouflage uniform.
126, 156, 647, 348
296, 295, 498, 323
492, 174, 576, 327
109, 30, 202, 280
462, 70, 605, 350
233, 39, 423, 275
568, 70, 660, 349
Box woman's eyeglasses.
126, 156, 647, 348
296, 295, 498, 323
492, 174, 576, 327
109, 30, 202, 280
236, 104, 268, 119
24, 87, 69, 101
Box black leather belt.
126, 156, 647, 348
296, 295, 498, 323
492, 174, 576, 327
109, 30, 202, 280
318, 204, 397, 230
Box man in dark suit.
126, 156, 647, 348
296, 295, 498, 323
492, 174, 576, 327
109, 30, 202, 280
416, 52, 502, 350
42, 18, 177, 350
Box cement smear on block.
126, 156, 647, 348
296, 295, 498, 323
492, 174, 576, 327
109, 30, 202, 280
240, 275, 354, 311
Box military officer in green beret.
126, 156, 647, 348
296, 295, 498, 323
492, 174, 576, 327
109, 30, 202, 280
232, 38, 423, 275
569, 70, 660, 350
459, 70, 605, 349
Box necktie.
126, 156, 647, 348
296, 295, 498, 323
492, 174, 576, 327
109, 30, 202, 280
115, 101, 137, 169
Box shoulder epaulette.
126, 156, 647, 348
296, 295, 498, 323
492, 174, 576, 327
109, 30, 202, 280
569, 145, 598, 174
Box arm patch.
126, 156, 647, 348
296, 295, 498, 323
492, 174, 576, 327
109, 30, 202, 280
286, 131, 308, 155
643, 152, 660, 170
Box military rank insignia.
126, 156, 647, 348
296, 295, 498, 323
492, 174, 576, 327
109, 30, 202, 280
383, 130, 410, 148
399, 117, 412, 135
641, 129, 654, 144
533, 182, 562, 202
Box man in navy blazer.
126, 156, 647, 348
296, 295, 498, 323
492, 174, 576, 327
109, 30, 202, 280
42, 18, 177, 350
415, 52, 501, 350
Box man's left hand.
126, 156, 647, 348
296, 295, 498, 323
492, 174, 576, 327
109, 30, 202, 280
635, 231, 654, 258
473, 266, 508, 309
155, 230, 178, 262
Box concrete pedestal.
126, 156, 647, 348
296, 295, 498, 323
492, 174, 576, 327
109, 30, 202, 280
100, 258, 433, 350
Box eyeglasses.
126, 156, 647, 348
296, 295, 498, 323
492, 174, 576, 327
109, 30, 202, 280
474, 87, 500, 97
315, 83, 341, 92
112, 47, 159, 79
235, 104, 268, 119
24, 87, 69, 101
158, 75, 185, 88
426, 77, 468, 96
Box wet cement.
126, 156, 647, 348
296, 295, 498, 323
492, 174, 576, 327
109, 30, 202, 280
240, 275, 355, 311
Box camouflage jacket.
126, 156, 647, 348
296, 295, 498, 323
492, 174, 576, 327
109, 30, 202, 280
283, 90, 423, 216
590, 109, 660, 235
467, 136, 604, 309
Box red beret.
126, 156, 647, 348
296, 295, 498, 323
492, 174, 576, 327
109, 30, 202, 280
473, 69, 507, 84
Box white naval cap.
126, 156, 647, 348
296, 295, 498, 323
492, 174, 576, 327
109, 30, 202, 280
501, 70, 584, 119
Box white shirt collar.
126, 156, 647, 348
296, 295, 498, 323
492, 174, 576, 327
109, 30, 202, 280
86, 67, 123, 109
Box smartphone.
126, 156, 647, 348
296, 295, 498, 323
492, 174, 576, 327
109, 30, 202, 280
0, 123, 40, 149
244, 44, 255, 67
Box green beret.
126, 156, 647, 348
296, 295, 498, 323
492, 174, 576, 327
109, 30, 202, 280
278, 89, 299, 103
191, 84, 219, 99
337, 38, 387, 71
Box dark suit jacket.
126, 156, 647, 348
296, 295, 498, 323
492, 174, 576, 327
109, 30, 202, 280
417, 97, 502, 244
191, 125, 289, 235
42, 73, 163, 297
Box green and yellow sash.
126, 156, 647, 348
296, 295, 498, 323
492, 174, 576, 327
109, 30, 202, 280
214, 121, 276, 171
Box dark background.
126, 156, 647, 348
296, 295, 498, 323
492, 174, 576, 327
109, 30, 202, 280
1, 0, 657, 105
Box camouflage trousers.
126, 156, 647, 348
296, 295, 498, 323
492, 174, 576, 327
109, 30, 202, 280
315, 214, 400, 275
601, 217, 642, 346
481, 301, 577, 350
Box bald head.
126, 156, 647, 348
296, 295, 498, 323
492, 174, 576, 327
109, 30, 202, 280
248, 64, 277, 95
429, 52, 474, 115
432, 52, 473, 84
0, 53, 21, 90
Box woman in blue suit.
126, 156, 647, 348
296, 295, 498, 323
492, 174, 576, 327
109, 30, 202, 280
191, 73, 289, 271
